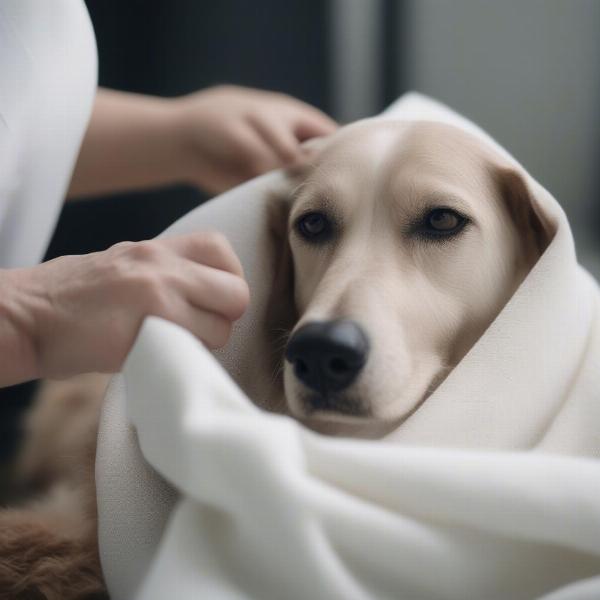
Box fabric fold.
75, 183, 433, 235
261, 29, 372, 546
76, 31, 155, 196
125, 317, 600, 600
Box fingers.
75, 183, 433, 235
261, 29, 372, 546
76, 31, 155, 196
179, 85, 337, 191
129, 233, 249, 332
177, 262, 249, 322
168, 298, 234, 349
159, 232, 250, 323
230, 122, 282, 177
161, 232, 244, 278
151, 262, 247, 348
285, 100, 338, 141
247, 113, 301, 164
293, 110, 338, 142
248, 105, 337, 164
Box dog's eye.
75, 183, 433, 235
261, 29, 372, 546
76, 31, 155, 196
427, 209, 461, 231
418, 208, 468, 239
296, 212, 331, 241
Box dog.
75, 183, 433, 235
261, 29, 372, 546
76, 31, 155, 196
267, 119, 551, 438
0, 118, 552, 599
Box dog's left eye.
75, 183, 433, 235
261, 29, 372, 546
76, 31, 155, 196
427, 209, 461, 231
296, 212, 331, 241
418, 208, 468, 239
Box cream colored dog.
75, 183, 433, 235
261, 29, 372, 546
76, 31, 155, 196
0, 119, 551, 598
270, 119, 550, 438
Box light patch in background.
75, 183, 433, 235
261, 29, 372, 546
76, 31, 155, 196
328, 0, 383, 124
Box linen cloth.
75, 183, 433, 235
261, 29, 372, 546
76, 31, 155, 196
96, 93, 600, 600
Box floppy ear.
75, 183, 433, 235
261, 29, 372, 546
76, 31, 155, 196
264, 144, 325, 342
493, 166, 555, 260
260, 177, 298, 412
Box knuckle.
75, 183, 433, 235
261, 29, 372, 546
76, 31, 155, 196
111, 240, 136, 253
213, 83, 236, 95
127, 241, 162, 262
200, 231, 230, 255
106, 241, 136, 265
269, 90, 288, 102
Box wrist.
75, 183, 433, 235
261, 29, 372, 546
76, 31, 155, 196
168, 93, 213, 188
152, 96, 194, 185
127, 94, 193, 187
0, 269, 41, 385
166, 96, 194, 185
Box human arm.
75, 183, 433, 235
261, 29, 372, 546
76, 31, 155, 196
68, 85, 337, 198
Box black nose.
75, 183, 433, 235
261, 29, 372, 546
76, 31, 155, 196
285, 320, 370, 395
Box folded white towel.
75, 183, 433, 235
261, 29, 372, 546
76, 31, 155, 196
96, 93, 600, 600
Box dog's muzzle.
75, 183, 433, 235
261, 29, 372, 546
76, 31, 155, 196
285, 320, 370, 403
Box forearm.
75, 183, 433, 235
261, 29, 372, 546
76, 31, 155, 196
68, 88, 187, 199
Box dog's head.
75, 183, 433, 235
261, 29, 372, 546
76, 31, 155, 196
266, 120, 553, 438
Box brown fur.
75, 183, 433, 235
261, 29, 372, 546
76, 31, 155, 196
0, 375, 108, 599
0, 500, 106, 600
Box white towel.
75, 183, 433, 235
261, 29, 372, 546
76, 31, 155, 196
96, 93, 600, 600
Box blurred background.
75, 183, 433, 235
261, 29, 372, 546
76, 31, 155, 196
1, 0, 599, 462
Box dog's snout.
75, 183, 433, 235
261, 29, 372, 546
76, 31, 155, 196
285, 320, 370, 395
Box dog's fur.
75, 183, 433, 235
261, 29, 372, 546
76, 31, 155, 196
0, 120, 552, 598
0, 374, 107, 599
268, 120, 551, 437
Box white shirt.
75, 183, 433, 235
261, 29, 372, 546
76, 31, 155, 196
0, 0, 97, 268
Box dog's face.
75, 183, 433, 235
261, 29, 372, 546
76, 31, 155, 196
270, 120, 551, 437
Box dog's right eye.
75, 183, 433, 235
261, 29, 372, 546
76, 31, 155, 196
295, 212, 332, 241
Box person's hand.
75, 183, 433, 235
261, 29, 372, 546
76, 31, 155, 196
172, 85, 338, 194
0, 233, 249, 385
